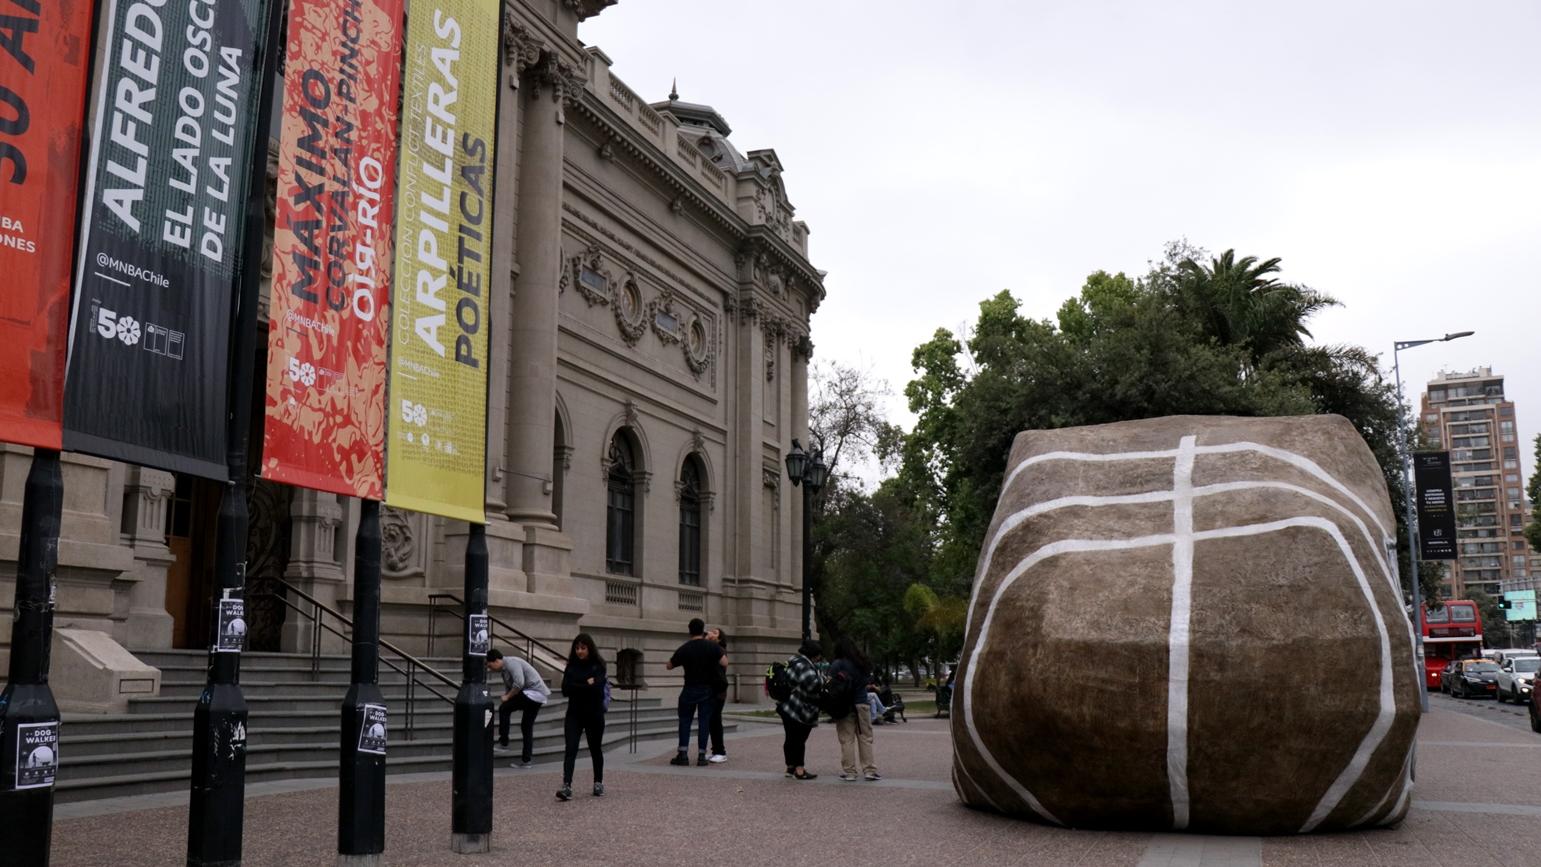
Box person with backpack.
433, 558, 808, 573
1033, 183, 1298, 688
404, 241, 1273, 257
557, 633, 608, 800
776, 639, 825, 780
486, 648, 549, 768
706, 626, 730, 763
665, 617, 726, 766
829, 637, 881, 781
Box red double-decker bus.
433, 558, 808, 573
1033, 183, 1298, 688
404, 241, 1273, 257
1421, 600, 1484, 690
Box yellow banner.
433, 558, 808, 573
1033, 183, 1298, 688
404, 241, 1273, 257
385, 0, 498, 522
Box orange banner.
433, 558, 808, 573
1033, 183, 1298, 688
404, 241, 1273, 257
0, 0, 94, 449
261, 0, 405, 498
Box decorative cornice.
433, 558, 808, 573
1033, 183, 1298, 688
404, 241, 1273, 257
502, 14, 544, 73
563, 0, 617, 21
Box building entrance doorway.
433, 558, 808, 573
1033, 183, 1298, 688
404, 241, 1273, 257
164, 475, 221, 649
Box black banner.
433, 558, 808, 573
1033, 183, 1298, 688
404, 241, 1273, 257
62, 0, 271, 478
1414, 450, 1458, 561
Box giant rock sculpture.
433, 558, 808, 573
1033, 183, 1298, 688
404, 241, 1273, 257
950, 415, 1420, 834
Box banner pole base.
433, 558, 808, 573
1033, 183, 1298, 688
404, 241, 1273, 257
449, 834, 491, 855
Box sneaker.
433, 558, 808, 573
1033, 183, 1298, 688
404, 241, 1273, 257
510, 760, 533, 769
669, 753, 691, 767
708, 754, 728, 764
839, 772, 859, 781
696, 753, 709, 766
785, 767, 795, 778
864, 772, 883, 781
592, 782, 604, 797
493, 743, 512, 753
556, 785, 573, 801
793, 770, 818, 781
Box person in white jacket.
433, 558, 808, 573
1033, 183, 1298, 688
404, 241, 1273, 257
487, 648, 550, 767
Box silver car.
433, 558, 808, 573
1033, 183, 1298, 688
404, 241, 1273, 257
1495, 655, 1540, 704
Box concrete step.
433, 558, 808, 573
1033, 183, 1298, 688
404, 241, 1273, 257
147, 664, 475, 686
53, 720, 723, 803
153, 679, 531, 700
130, 650, 462, 672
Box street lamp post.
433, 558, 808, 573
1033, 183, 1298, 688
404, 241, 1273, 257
1393, 330, 1473, 713
785, 438, 828, 643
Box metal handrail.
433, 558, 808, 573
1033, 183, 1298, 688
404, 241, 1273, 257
426, 593, 568, 676
259, 578, 459, 741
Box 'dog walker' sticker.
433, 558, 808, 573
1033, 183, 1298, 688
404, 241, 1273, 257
467, 614, 490, 656
15, 722, 59, 789
358, 704, 388, 756
216, 597, 246, 653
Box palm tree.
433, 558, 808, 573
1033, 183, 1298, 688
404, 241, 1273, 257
1175, 250, 1339, 365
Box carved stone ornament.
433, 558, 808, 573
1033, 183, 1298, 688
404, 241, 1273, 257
793, 332, 815, 361
567, 244, 612, 307
764, 344, 776, 382
683, 313, 713, 377
614, 277, 648, 345
622, 399, 641, 429
762, 467, 781, 491
502, 14, 543, 72
649, 286, 683, 347
563, 0, 617, 21
670, 197, 685, 215
381, 507, 419, 577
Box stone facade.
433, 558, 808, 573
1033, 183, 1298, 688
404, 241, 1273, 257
0, 0, 821, 699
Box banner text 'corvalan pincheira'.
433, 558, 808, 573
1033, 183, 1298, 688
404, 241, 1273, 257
64, 0, 271, 479
385, 0, 497, 523
260, 0, 404, 499
0, 0, 95, 449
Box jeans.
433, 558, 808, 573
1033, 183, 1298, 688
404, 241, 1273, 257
562, 711, 605, 785
836, 709, 876, 774
779, 709, 813, 769
498, 693, 542, 761
677, 685, 714, 752
709, 691, 727, 755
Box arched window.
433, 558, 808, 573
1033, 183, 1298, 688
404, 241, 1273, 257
606, 435, 635, 575
678, 458, 702, 586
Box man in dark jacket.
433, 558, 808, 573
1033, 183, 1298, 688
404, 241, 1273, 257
665, 617, 725, 766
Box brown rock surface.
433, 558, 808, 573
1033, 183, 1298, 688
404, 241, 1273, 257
951, 414, 1420, 834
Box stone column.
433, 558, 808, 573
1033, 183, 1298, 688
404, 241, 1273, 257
503, 51, 574, 531
118, 466, 176, 648
281, 489, 346, 653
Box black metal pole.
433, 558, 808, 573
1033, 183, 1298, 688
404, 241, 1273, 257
338, 500, 385, 863
801, 483, 813, 642
450, 523, 493, 853
187, 0, 282, 861
0, 450, 65, 866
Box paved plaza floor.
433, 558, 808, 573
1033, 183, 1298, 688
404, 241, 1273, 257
51, 696, 1541, 866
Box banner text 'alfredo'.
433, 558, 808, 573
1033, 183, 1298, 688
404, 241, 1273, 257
261, 0, 404, 499
0, 0, 95, 449
64, 0, 271, 478
385, 0, 496, 522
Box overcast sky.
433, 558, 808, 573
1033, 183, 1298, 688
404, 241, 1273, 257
584, 1, 1541, 483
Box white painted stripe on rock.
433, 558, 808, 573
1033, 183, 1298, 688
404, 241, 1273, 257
1166, 436, 1198, 830
962, 532, 1177, 825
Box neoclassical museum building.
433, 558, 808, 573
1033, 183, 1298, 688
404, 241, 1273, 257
0, 0, 822, 701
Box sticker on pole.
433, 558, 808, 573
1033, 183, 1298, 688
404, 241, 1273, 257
358, 704, 388, 756
14, 722, 59, 790
467, 614, 490, 656
216, 598, 247, 653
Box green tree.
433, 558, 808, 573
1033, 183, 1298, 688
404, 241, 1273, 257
897, 243, 1424, 609
1527, 434, 1541, 554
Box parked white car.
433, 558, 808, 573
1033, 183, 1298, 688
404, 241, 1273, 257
1494, 655, 1540, 704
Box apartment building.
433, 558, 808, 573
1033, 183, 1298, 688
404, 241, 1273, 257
1420, 367, 1527, 599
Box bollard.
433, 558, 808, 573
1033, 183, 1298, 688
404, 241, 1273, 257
0, 450, 65, 866
338, 500, 386, 864
450, 523, 493, 854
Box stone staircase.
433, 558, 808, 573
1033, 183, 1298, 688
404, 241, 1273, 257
56, 649, 711, 803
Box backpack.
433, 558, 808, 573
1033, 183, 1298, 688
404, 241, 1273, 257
820, 669, 854, 720
765, 661, 794, 702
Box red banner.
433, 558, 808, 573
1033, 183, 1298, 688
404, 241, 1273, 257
0, 0, 94, 449
261, 0, 405, 498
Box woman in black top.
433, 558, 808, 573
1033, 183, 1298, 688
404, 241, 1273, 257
706, 627, 730, 762
558, 633, 607, 800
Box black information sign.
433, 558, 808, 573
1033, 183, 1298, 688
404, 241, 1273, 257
1414, 450, 1458, 561
357, 704, 387, 756
216, 597, 246, 653
14, 722, 58, 790
62, 0, 272, 478
467, 614, 490, 657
